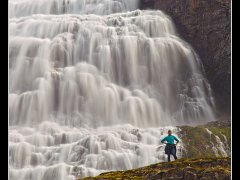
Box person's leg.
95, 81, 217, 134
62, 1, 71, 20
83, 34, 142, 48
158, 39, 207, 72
168, 153, 171, 162
173, 154, 177, 160
172, 146, 177, 160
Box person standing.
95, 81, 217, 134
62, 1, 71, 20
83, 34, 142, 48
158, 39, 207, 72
161, 130, 180, 162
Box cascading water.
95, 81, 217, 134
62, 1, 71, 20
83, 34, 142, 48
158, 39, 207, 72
9, 0, 216, 179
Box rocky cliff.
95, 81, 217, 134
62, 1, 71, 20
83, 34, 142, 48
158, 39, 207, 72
177, 121, 231, 158
141, 0, 231, 117
80, 157, 231, 180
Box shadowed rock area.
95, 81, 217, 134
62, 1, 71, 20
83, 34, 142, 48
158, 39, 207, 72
79, 157, 230, 180
141, 0, 231, 117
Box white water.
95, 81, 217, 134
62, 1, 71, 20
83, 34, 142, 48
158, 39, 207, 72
205, 128, 229, 157
9, 0, 216, 179
9, 122, 183, 179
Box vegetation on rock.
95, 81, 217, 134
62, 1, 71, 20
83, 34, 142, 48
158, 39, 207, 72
178, 121, 231, 158
79, 157, 230, 180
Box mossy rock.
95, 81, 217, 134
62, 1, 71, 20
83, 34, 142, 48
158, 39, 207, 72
177, 121, 231, 158
79, 157, 230, 180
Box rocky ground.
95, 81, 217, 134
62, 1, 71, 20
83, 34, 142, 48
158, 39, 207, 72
79, 157, 230, 180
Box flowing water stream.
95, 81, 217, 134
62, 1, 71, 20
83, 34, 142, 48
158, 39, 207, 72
9, 0, 216, 179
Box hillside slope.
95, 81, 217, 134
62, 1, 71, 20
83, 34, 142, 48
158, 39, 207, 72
79, 157, 230, 180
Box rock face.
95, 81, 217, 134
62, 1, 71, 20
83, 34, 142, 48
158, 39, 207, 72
178, 121, 231, 158
80, 158, 231, 180
141, 0, 231, 117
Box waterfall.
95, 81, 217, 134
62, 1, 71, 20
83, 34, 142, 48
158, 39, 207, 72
9, 0, 216, 179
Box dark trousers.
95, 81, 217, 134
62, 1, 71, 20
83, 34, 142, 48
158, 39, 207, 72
168, 153, 177, 162
166, 145, 177, 162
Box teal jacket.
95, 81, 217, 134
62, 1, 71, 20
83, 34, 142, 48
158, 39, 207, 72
161, 135, 180, 145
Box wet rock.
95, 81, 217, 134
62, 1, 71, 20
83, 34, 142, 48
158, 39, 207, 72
177, 121, 231, 158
